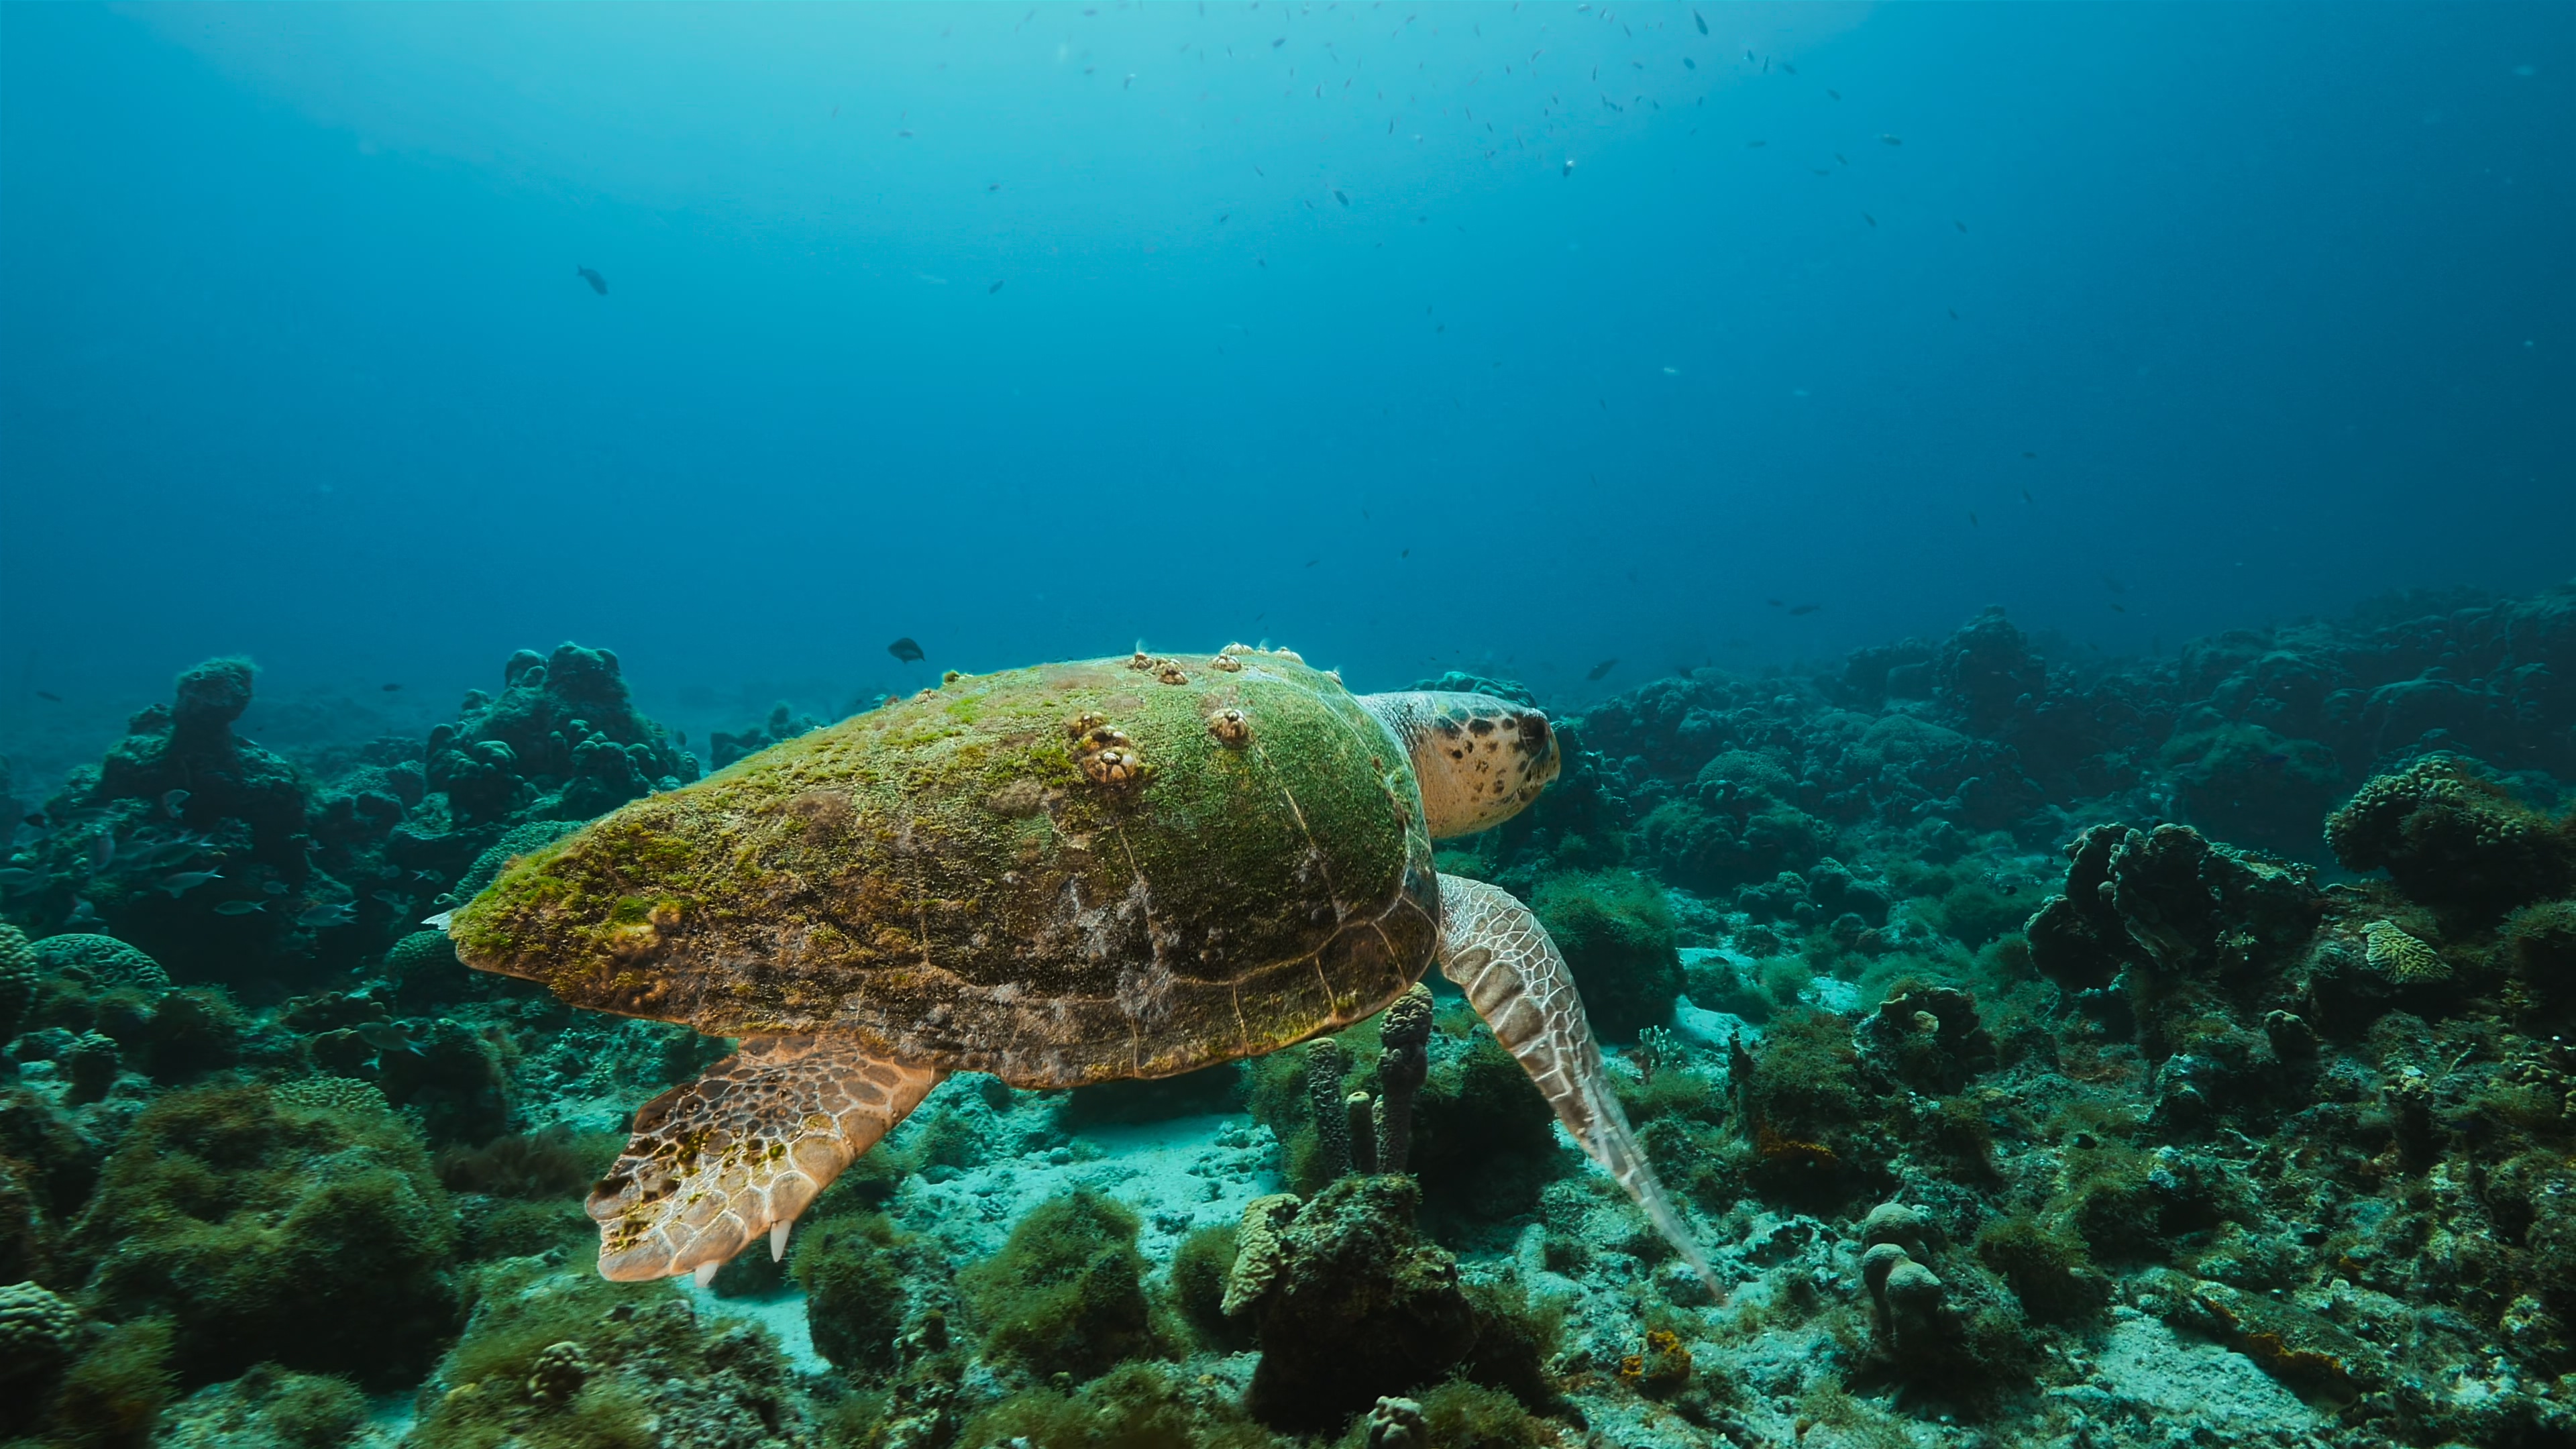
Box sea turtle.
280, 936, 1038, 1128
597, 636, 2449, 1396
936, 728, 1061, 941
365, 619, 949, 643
442, 646, 1711, 1289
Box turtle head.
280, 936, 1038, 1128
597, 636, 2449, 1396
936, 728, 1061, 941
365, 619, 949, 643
1361, 692, 1560, 839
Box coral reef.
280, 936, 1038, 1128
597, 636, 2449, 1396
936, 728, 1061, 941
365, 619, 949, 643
0, 584, 2572, 1446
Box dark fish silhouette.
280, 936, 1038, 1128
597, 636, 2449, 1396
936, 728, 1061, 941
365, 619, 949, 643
382, 682, 402, 692
576, 267, 608, 295
1587, 658, 1620, 682
1333, 189, 1348, 207
888, 637, 926, 664
1969, 511, 1980, 527
1695, 11, 1707, 34
1766, 598, 1784, 607
989, 280, 1005, 294
1789, 603, 1823, 616
35, 690, 61, 702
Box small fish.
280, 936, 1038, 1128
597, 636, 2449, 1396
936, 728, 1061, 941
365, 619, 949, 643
262, 880, 290, 895
2021, 488, 2033, 503
1305, 558, 1320, 568
988, 280, 1004, 294
576, 266, 608, 295
1955, 220, 1968, 233
372, 891, 413, 910
35, 690, 62, 702
1863, 213, 1876, 227
66, 898, 103, 927
1334, 189, 1348, 207
355, 1022, 419, 1055
2023, 451, 2038, 459
1271, 36, 1285, 47
87, 834, 114, 872
158, 870, 223, 897
1766, 598, 1785, 607
1683, 58, 1695, 70
162, 788, 190, 817
382, 682, 402, 692
1781, 62, 1797, 75
1949, 309, 1960, 319
1827, 89, 1841, 100
1562, 158, 1576, 176
1881, 133, 1902, 146
888, 637, 926, 664
0, 867, 40, 890
897, 128, 914, 138
1587, 658, 1621, 682
298, 902, 358, 928
1789, 603, 1823, 616
215, 899, 266, 916
1969, 511, 1979, 527
2110, 603, 2128, 614
1694, 10, 1707, 34
988, 182, 1002, 191
412, 870, 443, 884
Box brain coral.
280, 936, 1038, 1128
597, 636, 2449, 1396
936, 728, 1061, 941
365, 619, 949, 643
33, 934, 171, 995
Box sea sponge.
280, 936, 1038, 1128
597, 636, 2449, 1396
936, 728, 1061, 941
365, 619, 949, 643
1375, 984, 1435, 1172
76, 1079, 458, 1389
1532, 869, 1683, 1039
959, 1189, 1165, 1381
2326, 756, 2575, 926
1236, 1177, 1478, 1430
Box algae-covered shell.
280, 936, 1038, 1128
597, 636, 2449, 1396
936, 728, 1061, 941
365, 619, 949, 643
451, 651, 1440, 1087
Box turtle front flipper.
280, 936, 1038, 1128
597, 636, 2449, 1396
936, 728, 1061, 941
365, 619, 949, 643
1436, 873, 1719, 1296
587, 1034, 942, 1284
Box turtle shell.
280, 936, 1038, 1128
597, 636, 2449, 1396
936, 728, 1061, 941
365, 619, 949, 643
450, 649, 1440, 1087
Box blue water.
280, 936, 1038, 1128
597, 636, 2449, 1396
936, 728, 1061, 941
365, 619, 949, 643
3, 2, 2570, 724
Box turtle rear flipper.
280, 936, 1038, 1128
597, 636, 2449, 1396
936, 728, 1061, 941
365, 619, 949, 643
587, 1034, 942, 1283
1437, 872, 1718, 1297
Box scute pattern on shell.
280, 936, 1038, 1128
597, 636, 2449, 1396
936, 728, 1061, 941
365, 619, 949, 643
453, 651, 1440, 1088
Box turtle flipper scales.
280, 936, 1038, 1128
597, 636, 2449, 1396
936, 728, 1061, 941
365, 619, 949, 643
1436, 872, 1718, 1295
587, 1034, 942, 1283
